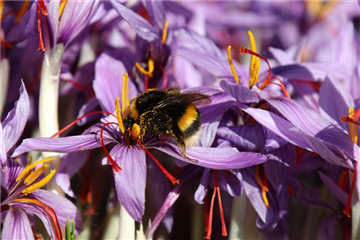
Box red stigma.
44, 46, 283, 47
240, 46, 272, 90
145, 75, 149, 91
36, 5, 45, 51
38, 0, 48, 16
127, 130, 179, 185
61, 78, 95, 97
0, 40, 12, 48
100, 122, 122, 172
51, 111, 117, 138
204, 170, 227, 239
343, 162, 358, 218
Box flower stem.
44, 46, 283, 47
0, 58, 9, 116
39, 44, 64, 194
118, 203, 135, 240
352, 178, 360, 240
39, 43, 64, 153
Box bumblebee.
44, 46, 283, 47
123, 88, 210, 161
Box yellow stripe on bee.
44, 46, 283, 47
178, 104, 198, 132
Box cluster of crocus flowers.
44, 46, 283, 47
2, 1, 360, 239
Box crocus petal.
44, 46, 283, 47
317, 215, 341, 240
177, 48, 246, 85
220, 80, 259, 103
217, 125, 259, 151
241, 168, 271, 224
57, 0, 100, 45
12, 134, 105, 157
150, 143, 268, 169
143, 0, 165, 31
2, 81, 30, 153
240, 105, 351, 168
94, 53, 137, 112
267, 97, 359, 161
56, 151, 89, 197
146, 166, 202, 239
194, 168, 210, 204
319, 76, 354, 130
319, 172, 347, 205
32, 189, 83, 234
111, 0, 158, 41
13, 202, 57, 239
218, 170, 242, 197
6, 3, 37, 43
111, 144, 146, 222
2, 208, 34, 240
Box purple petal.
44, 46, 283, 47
6, 3, 36, 43
241, 168, 271, 224
2, 208, 34, 240
150, 143, 268, 169
2, 81, 30, 153
12, 202, 57, 239
194, 169, 210, 204
218, 170, 242, 197
143, 0, 165, 30
76, 97, 100, 126
111, 0, 158, 41
240, 105, 351, 168
32, 189, 83, 234
217, 125, 259, 151
12, 134, 104, 157
319, 76, 354, 130
94, 53, 137, 112
57, 1, 100, 45
317, 215, 342, 240
220, 80, 259, 104
267, 97, 359, 161
319, 172, 347, 205
146, 166, 202, 238
111, 144, 146, 222
56, 151, 88, 197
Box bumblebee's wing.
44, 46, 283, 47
153, 93, 211, 109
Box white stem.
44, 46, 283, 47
352, 178, 360, 239
0, 57, 9, 116
39, 44, 64, 158
118, 203, 135, 240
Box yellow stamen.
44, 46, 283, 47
247, 30, 260, 87
161, 20, 169, 45
15, 1, 30, 23
16, 157, 55, 182
254, 166, 269, 208
132, 123, 141, 138
59, 0, 68, 19
0, 0, 5, 20
318, 1, 338, 21
262, 190, 269, 208
306, 1, 323, 17
22, 170, 56, 195
24, 164, 49, 185
349, 107, 358, 145
115, 97, 125, 134
227, 46, 240, 85
135, 59, 154, 77
122, 73, 129, 112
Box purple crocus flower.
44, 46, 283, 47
13, 53, 269, 222
1, 158, 82, 240
0, 82, 82, 239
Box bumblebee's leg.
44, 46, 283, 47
171, 125, 198, 163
